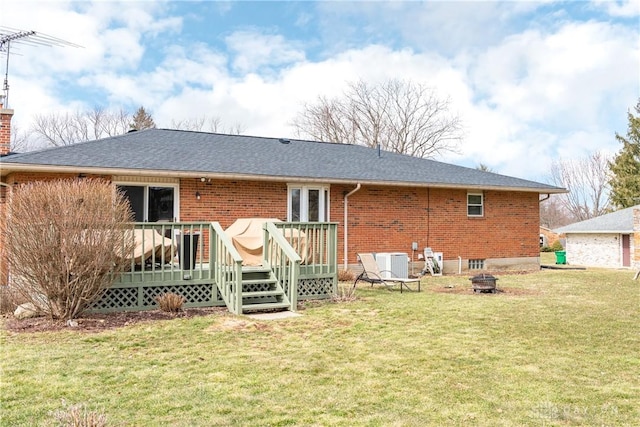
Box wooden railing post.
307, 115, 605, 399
210, 222, 243, 315
263, 222, 301, 311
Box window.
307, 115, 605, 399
288, 185, 329, 222
467, 192, 483, 217
117, 184, 179, 222
469, 259, 485, 270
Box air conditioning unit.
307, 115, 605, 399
375, 252, 409, 279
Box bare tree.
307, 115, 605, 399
549, 151, 611, 222
540, 195, 573, 229
292, 79, 463, 158
1, 179, 134, 319
9, 123, 33, 153
89, 107, 131, 139
31, 107, 132, 147
171, 115, 245, 135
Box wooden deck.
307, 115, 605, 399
90, 221, 338, 314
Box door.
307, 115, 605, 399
118, 184, 177, 222
621, 234, 630, 267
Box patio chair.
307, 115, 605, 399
421, 247, 441, 276
353, 253, 421, 293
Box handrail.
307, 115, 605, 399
263, 222, 301, 311
210, 221, 244, 315
274, 221, 338, 295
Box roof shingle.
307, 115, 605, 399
1, 129, 564, 192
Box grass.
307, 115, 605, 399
1, 268, 638, 426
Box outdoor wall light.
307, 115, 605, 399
195, 191, 201, 200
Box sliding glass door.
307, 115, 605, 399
118, 184, 178, 222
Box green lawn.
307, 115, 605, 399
1, 268, 638, 426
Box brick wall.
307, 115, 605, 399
565, 234, 622, 268
0, 106, 13, 156
179, 178, 289, 227
0, 173, 542, 276
333, 185, 539, 264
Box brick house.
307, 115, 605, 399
554, 205, 640, 269
1, 105, 566, 280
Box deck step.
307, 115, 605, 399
243, 290, 283, 297
242, 302, 290, 312
241, 266, 271, 273
242, 278, 277, 286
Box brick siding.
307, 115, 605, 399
0, 173, 541, 281
0, 106, 13, 156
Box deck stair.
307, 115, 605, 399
240, 266, 291, 313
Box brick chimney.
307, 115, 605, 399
0, 103, 14, 156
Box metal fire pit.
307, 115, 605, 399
470, 274, 498, 293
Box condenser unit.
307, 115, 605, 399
375, 252, 409, 279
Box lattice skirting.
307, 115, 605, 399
295, 277, 335, 300
90, 277, 334, 313
90, 283, 225, 313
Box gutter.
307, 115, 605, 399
343, 183, 361, 270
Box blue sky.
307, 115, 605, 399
2, 1, 639, 182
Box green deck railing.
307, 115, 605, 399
210, 221, 244, 315
275, 222, 338, 294
92, 221, 338, 313
263, 222, 301, 310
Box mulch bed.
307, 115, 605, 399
2, 307, 227, 334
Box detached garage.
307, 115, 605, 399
554, 205, 640, 269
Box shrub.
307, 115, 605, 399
541, 241, 564, 252
0, 284, 25, 315
1, 179, 134, 320
550, 240, 564, 251
333, 283, 358, 302
155, 292, 185, 312
333, 270, 358, 301
337, 269, 355, 282
50, 401, 108, 427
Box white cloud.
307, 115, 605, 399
456, 19, 639, 178
592, 0, 640, 17
225, 30, 306, 74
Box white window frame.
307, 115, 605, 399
287, 184, 330, 222
115, 181, 180, 222
467, 192, 484, 217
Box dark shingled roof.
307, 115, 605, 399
1, 128, 564, 192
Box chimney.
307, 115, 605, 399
0, 103, 14, 156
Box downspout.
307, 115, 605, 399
539, 193, 550, 203
343, 183, 362, 270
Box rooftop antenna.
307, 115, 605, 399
0, 27, 82, 108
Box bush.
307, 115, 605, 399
337, 269, 355, 282
0, 179, 134, 320
0, 284, 25, 315
333, 269, 357, 301
155, 292, 185, 312
541, 241, 564, 252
